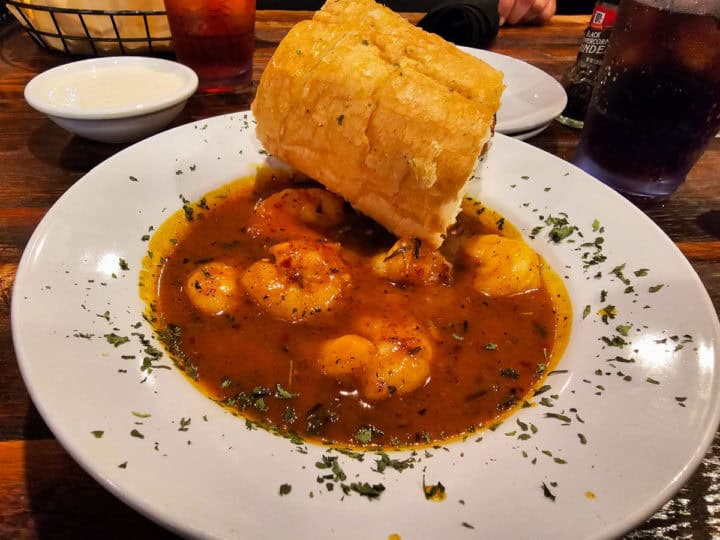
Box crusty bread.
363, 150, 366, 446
251, 0, 504, 247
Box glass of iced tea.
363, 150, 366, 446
163, 0, 256, 94
574, 0, 720, 200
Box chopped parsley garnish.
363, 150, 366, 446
315, 455, 346, 482
500, 368, 519, 379
282, 407, 297, 425
608, 355, 635, 363
118, 258, 130, 271
582, 305, 591, 319
545, 412, 571, 423
279, 483, 292, 496
544, 214, 577, 242
350, 482, 385, 499
649, 284, 664, 293
423, 476, 447, 501
541, 482, 556, 501
610, 264, 631, 285
374, 452, 415, 473
104, 333, 130, 347
91, 430, 104, 438
178, 417, 191, 431
483, 343, 498, 351
598, 305, 617, 324
275, 383, 298, 399
615, 324, 632, 337
130, 429, 144, 439
354, 424, 384, 445
601, 335, 626, 347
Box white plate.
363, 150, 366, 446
512, 122, 551, 141
12, 113, 720, 540
460, 47, 567, 135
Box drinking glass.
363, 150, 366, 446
164, 0, 256, 94
574, 0, 720, 200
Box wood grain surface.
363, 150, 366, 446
0, 11, 718, 539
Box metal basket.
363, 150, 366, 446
5, 1, 171, 56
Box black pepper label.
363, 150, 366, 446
577, 4, 618, 68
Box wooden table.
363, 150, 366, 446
1, 11, 718, 539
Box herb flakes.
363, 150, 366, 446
104, 333, 130, 347
276, 383, 298, 399
354, 424, 384, 445
541, 482, 556, 502
423, 476, 447, 501
349, 482, 385, 499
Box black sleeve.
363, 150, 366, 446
556, 0, 596, 15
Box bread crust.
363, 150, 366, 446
252, 0, 504, 247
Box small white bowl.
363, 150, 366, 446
25, 56, 198, 144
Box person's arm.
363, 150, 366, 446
498, 0, 556, 24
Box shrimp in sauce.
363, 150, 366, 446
247, 187, 348, 242
318, 315, 433, 400
241, 240, 352, 322
144, 170, 572, 449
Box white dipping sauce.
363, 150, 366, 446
37, 64, 186, 111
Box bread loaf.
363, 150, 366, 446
252, 0, 504, 247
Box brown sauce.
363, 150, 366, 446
141, 168, 571, 448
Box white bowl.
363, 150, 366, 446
24, 56, 198, 144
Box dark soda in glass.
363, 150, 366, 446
574, 0, 720, 199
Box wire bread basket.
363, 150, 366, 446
5, 0, 172, 56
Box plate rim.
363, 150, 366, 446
459, 46, 568, 134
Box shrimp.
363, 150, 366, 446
248, 187, 348, 240
317, 315, 432, 400
241, 240, 352, 322
185, 262, 240, 315
461, 234, 541, 297
372, 238, 453, 286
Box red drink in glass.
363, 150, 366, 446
164, 0, 256, 94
